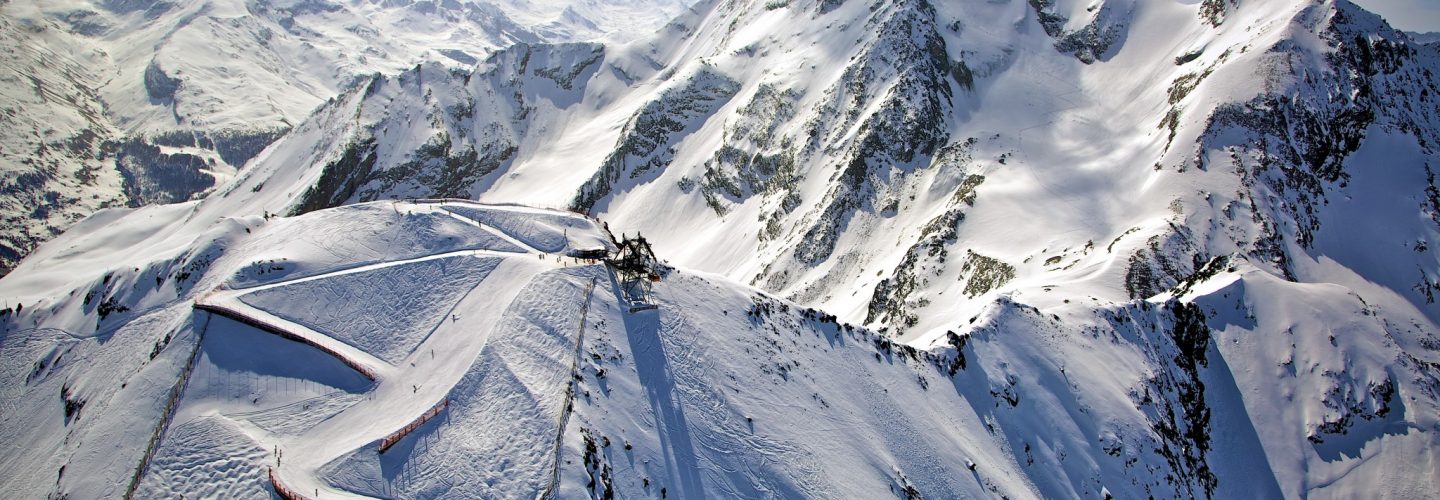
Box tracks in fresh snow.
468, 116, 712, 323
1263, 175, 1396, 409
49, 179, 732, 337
192, 248, 524, 382
124, 312, 212, 500
541, 276, 598, 499
171, 202, 608, 498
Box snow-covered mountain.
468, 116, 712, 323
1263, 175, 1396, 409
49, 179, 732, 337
2, 198, 1434, 498
3, 0, 1440, 497
0, 0, 689, 275
170, 0, 1440, 339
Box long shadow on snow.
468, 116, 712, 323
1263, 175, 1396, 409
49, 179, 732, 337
202, 314, 370, 394
1203, 347, 1285, 496
613, 277, 707, 498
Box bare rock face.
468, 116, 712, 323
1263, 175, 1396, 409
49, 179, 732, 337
4, 0, 1440, 498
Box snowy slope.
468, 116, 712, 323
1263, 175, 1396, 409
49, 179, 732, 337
562, 259, 1440, 498
2, 200, 1436, 498
0, 11, 129, 277
4, 0, 1440, 497
0, 0, 690, 275
0, 200, 616, 498
186, 0, 1440, 342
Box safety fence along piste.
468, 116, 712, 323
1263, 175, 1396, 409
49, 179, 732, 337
379, 398, 451, 453
268, 467, 309, 500
192, 297, 379, 381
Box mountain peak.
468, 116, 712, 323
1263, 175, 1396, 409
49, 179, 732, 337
4, 0, 1440, 497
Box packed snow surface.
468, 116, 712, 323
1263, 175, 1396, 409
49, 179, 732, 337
2, 199, 1437, 498
3, 0, 1440, 497
0, 201, 620, 498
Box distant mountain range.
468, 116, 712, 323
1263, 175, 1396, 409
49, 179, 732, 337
0, 0, 688, 275
2, 0, 1439, 497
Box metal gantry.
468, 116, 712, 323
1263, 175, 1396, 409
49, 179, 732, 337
609, 234, 660, 311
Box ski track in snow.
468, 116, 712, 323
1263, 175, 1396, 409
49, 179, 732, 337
6, 0, 1440, 496
131, 200, 615, 499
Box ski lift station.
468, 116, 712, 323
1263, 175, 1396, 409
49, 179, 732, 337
608, 234, 661, 312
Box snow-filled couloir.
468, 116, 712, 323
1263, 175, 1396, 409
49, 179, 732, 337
3, 0, 1440, 497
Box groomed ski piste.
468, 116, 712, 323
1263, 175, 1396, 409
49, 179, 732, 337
0, 200, 611, 498
5, 197, 1437, 498
144, 201, 621, 499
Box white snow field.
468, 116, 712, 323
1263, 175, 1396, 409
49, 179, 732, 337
2, 198, 1437, 498
0, 200, 619, 498
0, 0, 692, 274
158, 0, 1440, 358
2, 0, 1440, 497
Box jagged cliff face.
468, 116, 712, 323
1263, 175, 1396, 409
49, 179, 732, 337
1132, 2, 1440, 316
5, 0, 1440, 497
210, 0, 1440, 336
163, 3, 1440, 493
287, 42, 610, 215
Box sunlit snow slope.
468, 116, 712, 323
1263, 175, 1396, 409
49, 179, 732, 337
199, 0, 1440, 345
0, 0, 690, 275
0, 200, 616, 498
2, 200, 1437, 498
3, 0, 1440, 498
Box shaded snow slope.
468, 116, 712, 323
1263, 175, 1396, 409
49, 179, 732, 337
3, 200, 1438, 498
557, 258, 1439, 499
4, 0, 1440, 498
182, 0, 1440, 348
0, 200, 618, 498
